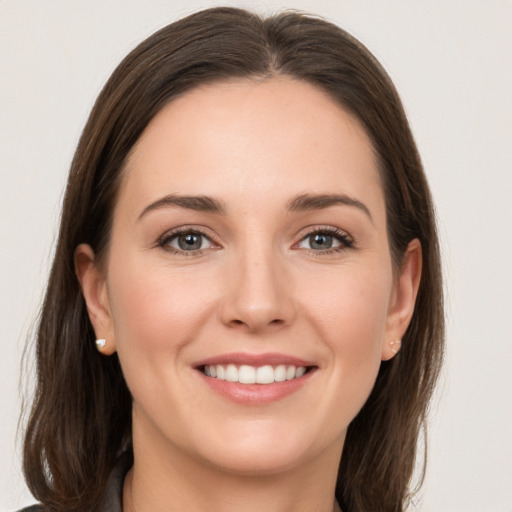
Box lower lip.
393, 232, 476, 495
197, 370, 315, 405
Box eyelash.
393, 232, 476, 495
158, 226, 217, 256
157, 225, 354, 256
295, 226, 354, 255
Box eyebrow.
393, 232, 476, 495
138, 192, 372, 222
287, 193, 373, 222
138, 194, 226, 220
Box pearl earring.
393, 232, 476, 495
390, 339, 401, 354
95, 338, 107, 351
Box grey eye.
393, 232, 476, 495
309, 233, 334, 250
167, 232, 213, 251
299, 232, 342, 251
178, 233, 202, 250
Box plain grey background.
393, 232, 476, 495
1, 1, 511, 510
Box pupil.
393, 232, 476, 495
178, 233, 201, 250
311, 233, 333, 250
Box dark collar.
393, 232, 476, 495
95, 451, 133, 512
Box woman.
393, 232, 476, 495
20, 7, 444, 512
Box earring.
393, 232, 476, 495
95, 338, 107, 351
390, 340, 401, 354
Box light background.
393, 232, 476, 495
1, 1, 511, 510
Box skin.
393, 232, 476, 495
76, 77, 421, 512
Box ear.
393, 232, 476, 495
74, 244, 116, 355
382, 238, 422, 361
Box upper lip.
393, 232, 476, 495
193, 352, 316, 368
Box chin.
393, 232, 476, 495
202, 447, 309, 477
192, 424, 338, 477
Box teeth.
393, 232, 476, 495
239, 365, 256, 384
225, 364, 238, 382
295, 366, 306, 378
202, 364, 308, 384
275, 364, 287, 382
256, 365, 274, 384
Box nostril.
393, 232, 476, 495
229, 318, 283, 327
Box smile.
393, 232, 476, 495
194, 353, 317, 404
202, 364, 308, 384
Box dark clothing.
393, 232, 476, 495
93, 451, 132, 511
17, 452, 132, 512
18, 453, 342, 511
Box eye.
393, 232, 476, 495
297, 228, 353, 253
160, 229, 215, 253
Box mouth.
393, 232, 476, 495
199, 363, 312, 384
193, 353, 317, 404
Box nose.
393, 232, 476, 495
219, 245, 296, 334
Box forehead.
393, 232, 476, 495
120, 77, 383, 218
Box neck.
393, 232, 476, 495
124, 421, 344, 512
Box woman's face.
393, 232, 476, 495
79, 77, 418, 476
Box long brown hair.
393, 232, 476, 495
22, 7, 444, 511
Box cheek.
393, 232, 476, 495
106, 257, 218, 357
300, 263, 392, 397
303, 262, 391, 344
